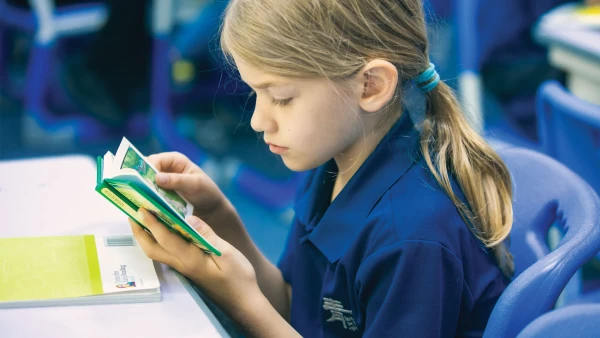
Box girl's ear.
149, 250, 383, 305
356, 59, 399, 113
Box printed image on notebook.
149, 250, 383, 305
0, 234, 161, 309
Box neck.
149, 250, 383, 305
331, 119, 394, 202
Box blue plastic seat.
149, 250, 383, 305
516, 304, 600, 338
0, 0, 117, 146
483, 147, 600, 337
537, 80, 600, 194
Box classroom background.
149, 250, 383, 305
1, 0, 600, 336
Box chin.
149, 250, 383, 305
281, 156, 324, 172
281, 159, 311, 172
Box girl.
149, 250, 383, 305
129, 0, 514, 337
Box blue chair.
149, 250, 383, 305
483, 147, 600, 337
453, 0, 568, 146
0, 0, 117, 146
454, 0, 484, 131
537, 80, 600, 194
149, 0, 229, 165
516, 304, 600, 338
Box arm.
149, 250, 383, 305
231, 289, 297, 338
200, 200, 292, 321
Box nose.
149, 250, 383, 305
250, 102, 277, 134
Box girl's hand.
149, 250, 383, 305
129, 208, 262, 314
146, 152, 253, 260
147, 152, 228, 221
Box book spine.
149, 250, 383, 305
95, 182, 144, 226
114, 182, 221, 256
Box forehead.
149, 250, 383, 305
231, 53, 352, 94
233, 54, 289, 88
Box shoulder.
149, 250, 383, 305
363, 159, 480, 258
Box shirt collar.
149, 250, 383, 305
294, 112, 422, 263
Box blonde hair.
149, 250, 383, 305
221, 0, 514, 277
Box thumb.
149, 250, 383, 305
185, 215, 229, 254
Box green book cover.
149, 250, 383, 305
95, 137, 221, 256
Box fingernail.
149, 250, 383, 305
156, 173, 168, 185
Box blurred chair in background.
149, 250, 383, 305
454, 0, 484, 133
477, 0, 575, 141
150, 0, 210, 166
58, 0, 153, 128
483, 147, 600, 337
0, 0, 153, 149
453, 0, 575, 141
537, 80, 600, 194
0, 0, 113, 147
516, 304, 600, 338
150, 0, 298, 214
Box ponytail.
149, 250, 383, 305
419, 80, 514, 277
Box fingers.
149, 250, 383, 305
185, 216, 228, 254
131, 211, 230, 277
136, 209, 194, 259
147, 152, 199, 174
154, 172, 206, 194
128, 218, 179, 267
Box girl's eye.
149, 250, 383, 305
271, 97, 293, 107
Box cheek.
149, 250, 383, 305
317, 100, 361, 143
293, 104, 358, 152
283, 85, 359, 149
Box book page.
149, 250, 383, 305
102, 151, 115, 179
113, 137, 190, 219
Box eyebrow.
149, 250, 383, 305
243, 79, 286, 90
254, 82, 276, 89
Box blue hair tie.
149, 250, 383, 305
414, 62, 440, 93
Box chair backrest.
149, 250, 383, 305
483, 147, 600, 338
454, 0, 484, 131
537, 80, 600, 193
516, 304, 600, 338
0, 0, 115, 145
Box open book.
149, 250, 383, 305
96, 137, 220, 256
0, 234, 160, 308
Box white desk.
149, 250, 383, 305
534, 5, 600, 105
0, 155, 230, 338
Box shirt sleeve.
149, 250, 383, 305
356, 240, 466, 337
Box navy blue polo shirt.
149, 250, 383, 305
278, 112, 508, 337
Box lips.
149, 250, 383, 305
266, 142, 288, 155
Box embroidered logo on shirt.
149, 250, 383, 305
322, 298, 358, 331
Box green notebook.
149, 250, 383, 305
0, 234, 160, 308
96, 137, 220, 256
